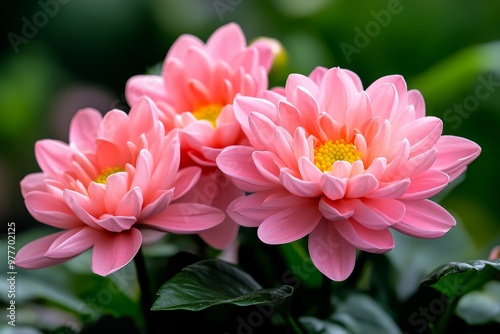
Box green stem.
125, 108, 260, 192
432, 296, 459, 334
286, 312, 306, 334
134, 247, 156, 334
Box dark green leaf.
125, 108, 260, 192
152, 259, 294, 311
300, 316, 350, 334
330, 294, 400, 334
299, 293, 399, 334
421, 260, 500, 298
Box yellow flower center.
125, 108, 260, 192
94, 167, 125, 184
192, 103, 224, 128
314, 139, 362, 172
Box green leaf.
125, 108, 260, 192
300, 316, 350, 334
152, 259, 294, 311
299, 293, 400, 334
329, 294, 400, 334
456, 281, 500, 325
421, 260, 500, 298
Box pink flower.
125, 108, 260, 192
489, 246, 500, 260
125, 23, 275, 249
216, 67, 481, 281
16, 98, 225, 276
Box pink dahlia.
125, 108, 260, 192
16, 98, 224, 276
125, 23, 274, 249
216, 67, 481, 281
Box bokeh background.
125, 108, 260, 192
1, 0, 500, 332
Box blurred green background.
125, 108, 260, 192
1, 0, 500, 331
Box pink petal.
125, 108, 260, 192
87, 182, 107, 213
97, 109, 129, 146
206, 23, 246, 60
320, 68, 361, 124
320, 173, 348, 201
115, 187, 143, 217
335, 219, 394, 253
431, 136, 481, 182
367, 83, 398, 121
233, 96, 277, 149
249, 38, 274, 71
401, 170, 449, 200
140, 190, 174, 219
351, 198, 405, 229
15, 232, 74, 269
213, 122, 242, 149
45, 227, 96, 258
346, 173, 379, 198
226, 190, 288, 227
248, 112, 279, 150
308, 66, 328, 85
151, 131, 180, 190
64, 189, 137, 232
318, 198, 355, 221
199, 218, 240, 250
278, 100, 301, 134
286, 74, 320, 103
139, 228, 167, 244
298, 157, 322, 183
280, 169, 322, 197
131, 150, 153, 192
229, 47, 258, 74
393, 200, 456, 238
24, 191, 82, 229
407, 89, 426, 119
217, 146, 276, 192
308, 221, 356, 281
103, 172, 129, 213
331, 160, 352, 179
141, 203, 224, 233
257, 198, 322, 244
94, 214, 137, 233
293, 86, 321, 131
345, 92, 372, 131
35, 139, 73, 178
272, 126, 296, 167
126, 75, 167, 105
64, 190, 103, 229
365, 157, 386, 180
293, 127, 312, 161
129, 97, 160, 138
184, 47, 212, 85
366, 179, 410, 198
402, 148, 438, 178
96, 140, 129, 171
366, 120, 392, 162
253, 151, 284, 185
383, 139, 410, 180
198, 179, 243, 249
172, 166, 201, 200
400, 117, 442, 150
186, 79, 211, 106
20, 173, 46, 197
69, 108, 102, 152
91, 228, 142, 276
165, 34, 204, 61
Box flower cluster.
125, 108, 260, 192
16, 23, 481, 281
